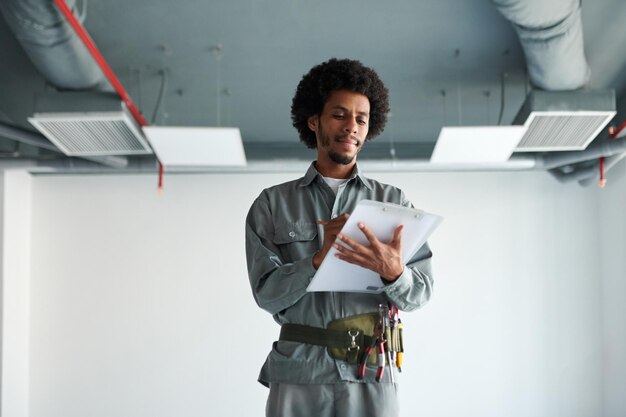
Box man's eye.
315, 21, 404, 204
332, 114, 344, 119
358, 119, 367, 125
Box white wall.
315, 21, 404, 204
598, 159, 626, 417
1, 167, 618, 416
29, 173, 269, 417
1, 170, 32, 417
388, 170, 603, 417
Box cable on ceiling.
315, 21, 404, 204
151, 69, 168, 124
497, 72, 507, 125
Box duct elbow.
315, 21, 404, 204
526, 53, 591, 91
0, 0, 108, 90
522, 16, 592, 91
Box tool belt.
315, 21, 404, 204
279, 312, 403, 365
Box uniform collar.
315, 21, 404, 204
300, 161, 373, 190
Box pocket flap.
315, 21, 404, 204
273, 222, 317, 244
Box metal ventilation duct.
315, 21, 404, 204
0, 0, 109, 90
513, 90, 616, 152
27, 92, 153, 156
491, 0, 591, 91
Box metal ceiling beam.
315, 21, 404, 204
0, 121, 59, 152
548, 152, 626, 185
537, 136, 626, 170
0, 122, 128, 168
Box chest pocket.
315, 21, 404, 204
273, 222, 318, 262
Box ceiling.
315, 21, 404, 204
1, 0, 626, 167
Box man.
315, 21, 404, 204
246, 58, 433, 417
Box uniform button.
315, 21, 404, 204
340, 364, 347, 370
288, 231, 296, 238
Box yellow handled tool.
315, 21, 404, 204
396, 320, 403, 372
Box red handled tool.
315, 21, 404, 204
375, 338, 386, 382
357, 305, 387, 381
358, 338, 376, 380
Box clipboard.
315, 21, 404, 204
307, 200, 442, 294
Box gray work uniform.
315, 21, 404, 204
245, 163, 434, 415
266, 382, 399, 417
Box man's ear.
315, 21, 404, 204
307, 115, 319, 132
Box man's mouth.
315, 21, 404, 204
336, 136, 359, 147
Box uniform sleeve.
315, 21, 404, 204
382, 191, 434, 311
245, 194, 317, 316
382, 242, 434, 311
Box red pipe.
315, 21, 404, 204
54, 0, 164, 189
158, 162, 164, 192
598, 156, 606, 188
53, 0, 147, 126
610, 120, 626, 139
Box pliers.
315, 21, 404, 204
375, 337, 386, 382
357, 307, 386, 381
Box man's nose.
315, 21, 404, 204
343, 118, 358, 134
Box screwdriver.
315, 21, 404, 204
396, 319, 403, 372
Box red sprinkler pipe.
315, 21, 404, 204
598, 156, 606, 188
54, 0, 164, 190
54, 0, 147, 127
610, 121, 626, 139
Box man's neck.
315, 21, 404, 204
314, 160, 356, 179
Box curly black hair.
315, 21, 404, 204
291, 58, 390, 149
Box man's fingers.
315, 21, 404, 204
356, 222, 381, 246
336, 233, 366, 252
392, 225, 404, 245
317, 213, 350, 226
318, 215, 350, 241
333, 243, 370, 264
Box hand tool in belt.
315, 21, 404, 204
386, 304, 397, 384
358, 305, 386, 381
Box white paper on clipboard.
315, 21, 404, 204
307, 200, 442, 294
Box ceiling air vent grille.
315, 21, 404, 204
516, 112, 615, 152
512, 90, 616, 153
28, 104, 153, 156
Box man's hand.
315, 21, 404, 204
312, 213, 350, 270
333, 223, 405, 282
